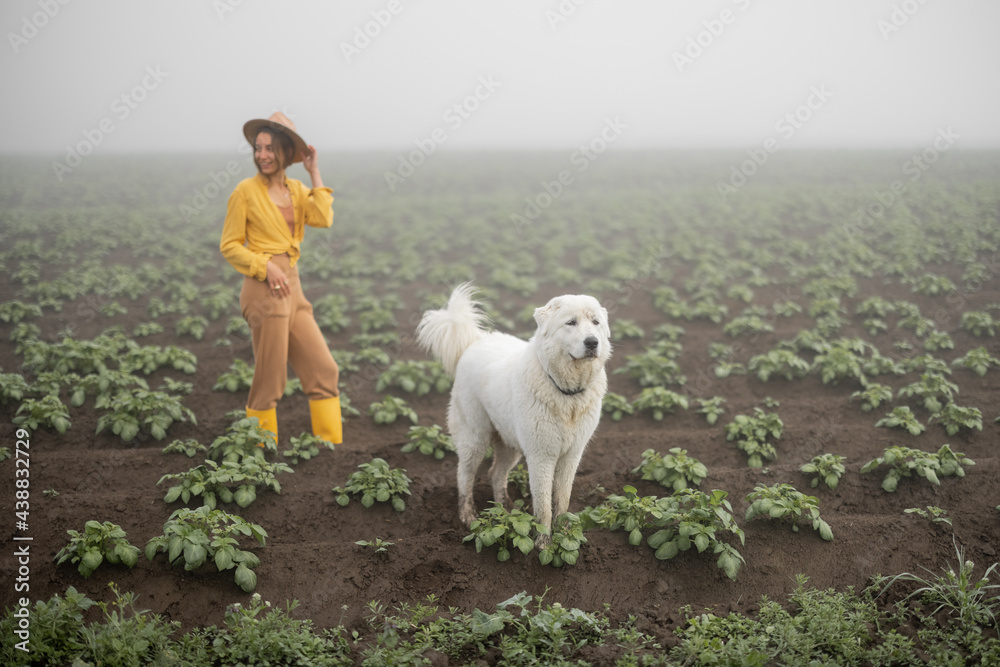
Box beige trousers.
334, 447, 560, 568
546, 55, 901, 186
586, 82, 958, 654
240, 254, 339, 410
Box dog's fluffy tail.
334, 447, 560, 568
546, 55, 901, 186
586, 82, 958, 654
416, 282, 489, 376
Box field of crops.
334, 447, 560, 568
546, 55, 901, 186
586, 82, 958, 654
1, 150, 999, 663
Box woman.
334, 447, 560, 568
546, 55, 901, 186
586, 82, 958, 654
220, 111, 341, 445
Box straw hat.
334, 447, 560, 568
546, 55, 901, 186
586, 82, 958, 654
243, 111, 307, 164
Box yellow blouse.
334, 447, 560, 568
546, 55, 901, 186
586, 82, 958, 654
220, 173, 334, 281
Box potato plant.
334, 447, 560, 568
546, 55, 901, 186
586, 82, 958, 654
723, 314, 774, 338
772, 300, 802, 317
874, 406, 925, 436
645, 488, 745, 581
401, 424, 455, 459
960, 311, 996, 337
907, 273, 956, 296
611, 319, 644, 340
358, 306, 397, 333
690, 299, 728, 324
145, 505, 267, 592
745, 483, 833, 541
120, 343, 197, 375
96, 388, 196, 442
897, 373, 958, 413
633, 448, 707, 491
368, 396, 419, 425
951, 346, 1000, 377
713, 359, 747, 378
807, 296, 844, 319
629, 388, 687, 422
334, 457, 411, 511
652, 323, 685, 341
0, 300, 43, 323
281, 433, 335, 465
614, 350, 686, 387
861, 444, 975, 492
850, 383, 893, 413
922, 330, 954, 353
747, 349, 810, 382
898, 353, 950, 376
463, 502, 544, 562
601, 392, 635, 421
538, 512, 587, 567
69, 370, 148, 408
800, 453, 847, 490
161, 438, 207, 458
862, 317, 888, 336
0, 373, 30, 406
930, 402, 983, 436
904, 506, 951, 527
159, 458, 292, 509
580, 486, 661, 549
213, 359, 255, 393
29, 370, 76, 398
376, 360, 451, 396
54, 520, 140, 578
209, 417, 278, 462
312, 294, 351, 332
13, 395, 71, 434
811, 343, 866, 385
695, 396, 726, 425
724, 408, 783, 468
175, 315, 209, 341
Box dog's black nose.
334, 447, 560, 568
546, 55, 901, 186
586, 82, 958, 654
584, 336, 599, 350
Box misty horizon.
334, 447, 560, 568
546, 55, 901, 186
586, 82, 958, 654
2, 0, 999, 163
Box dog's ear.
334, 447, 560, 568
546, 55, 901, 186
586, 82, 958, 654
534, 296, 563, 332
533, 304, 552, 330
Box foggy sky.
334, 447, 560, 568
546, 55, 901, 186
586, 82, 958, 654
2, 0, 999, 157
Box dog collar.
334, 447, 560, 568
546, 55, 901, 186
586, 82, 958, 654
547, 372, 585, 396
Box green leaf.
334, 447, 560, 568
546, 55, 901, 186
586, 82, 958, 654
234, 563, 257, 592
215, 546, 234, 571
183, 543, 207, 569
116, 544, 139, 569
818, 520, 834, 541
234, 485, 256, 508
654, 541, 679, 560
80, 549, 103, 577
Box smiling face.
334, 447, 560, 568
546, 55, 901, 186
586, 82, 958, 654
253, 129, 295, 176
534, 294, 612, 367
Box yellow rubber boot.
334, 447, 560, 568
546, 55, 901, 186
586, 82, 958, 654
246, 407, 277, 448
310, 396, 343, 445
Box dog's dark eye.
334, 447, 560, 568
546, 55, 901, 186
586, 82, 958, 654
592, 319, 600, 325
566, 319, 577, 326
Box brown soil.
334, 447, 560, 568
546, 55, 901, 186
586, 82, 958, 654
1, 154, 998, 652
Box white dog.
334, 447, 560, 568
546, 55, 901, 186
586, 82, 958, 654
416, 283, 611, 544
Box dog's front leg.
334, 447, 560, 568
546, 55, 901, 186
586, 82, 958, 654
525, 454, 557, 548
552, 447, 585, 523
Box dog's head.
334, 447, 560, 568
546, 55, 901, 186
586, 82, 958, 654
533, 294, 612, 368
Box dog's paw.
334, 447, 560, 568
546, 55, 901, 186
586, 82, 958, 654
459, 509, 479, 528
534, 532, 552, 550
